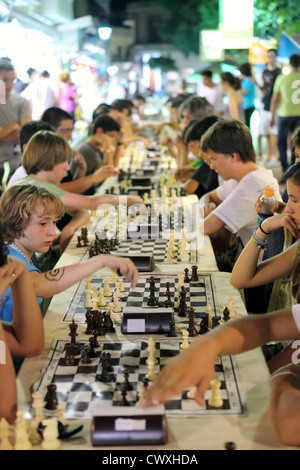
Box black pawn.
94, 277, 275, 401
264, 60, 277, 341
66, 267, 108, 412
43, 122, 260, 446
167, 319, 177, 337
187, 308, 198, 337
123, 369, 133, 391
184, 268, 190, 283
81, 345, 92, 364
199, 313, 209, 335
212, 316, 221, 328
119, 386, 130, 406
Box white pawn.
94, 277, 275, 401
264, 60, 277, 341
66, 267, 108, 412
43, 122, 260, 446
31, 391, 45, 429
0, 418, 13, 450
110, 271, 117, 283
146, 357, 156, 381
98, 290, 106, 308
118, 278, 125, 293
57, 404, 68, 427
41, 418, 61, 450
180, 330, 190, 350
103, 279, 112, 297
14, 411, 32, 450
113, 296, 122, 313
187, 386, 197, 400
205, 304, 213, 329
208, 379, 223, 408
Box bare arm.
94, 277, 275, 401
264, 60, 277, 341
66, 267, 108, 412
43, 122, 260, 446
62, 192, 144, 211
59, 209, 91, 253
0, 322, 17, 423
230, 215, 300, 289
59, 166, 119, 194
270, 364, 300, 447
142, 307, 298, 408
29, 254, 139, 299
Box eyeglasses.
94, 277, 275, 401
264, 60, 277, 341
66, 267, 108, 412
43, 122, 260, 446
56, 127, 73, 134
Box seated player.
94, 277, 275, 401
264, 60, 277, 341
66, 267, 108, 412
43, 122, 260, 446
0, 233, 44, 423
0, 183, 139, 324
179, 117, 221, 198
141, 303, 300, 447
199, 119, 281, 249
76, 114, 124, 176
7, 120, 119, 195
230, 163, 300, 371
17, 129, 144, 231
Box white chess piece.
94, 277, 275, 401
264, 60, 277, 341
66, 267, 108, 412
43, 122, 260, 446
0, 418, 13, 450
41, 418, 61, 450
208, 379, 223, 408
113, 296, 122, 313
14, 411, 32, 450
180, 330, 190, 350
103, 279, 112, 297
98, 290, 106, 307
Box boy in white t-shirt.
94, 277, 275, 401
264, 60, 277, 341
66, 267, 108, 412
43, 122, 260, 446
199, 119, 281, 248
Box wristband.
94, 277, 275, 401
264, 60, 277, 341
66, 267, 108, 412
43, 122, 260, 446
258, 223, 271, 236
251, 231, 268, 249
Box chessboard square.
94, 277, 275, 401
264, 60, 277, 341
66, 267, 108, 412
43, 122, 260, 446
181, 399, 205, 412
55, 365, 78, 376
95, 373, 116, 382
116, 371, 139, 383
215, 364, 224, 374
103, 343, 123, 351
128, 289, 144, 297
52, 373, 77, 383
120, 349, 141, 359
76, 365, 98, 375
92, 381, 115, 394
113, 389, 137, 404
68, 391, 93, 403
56, 391, 69, 403
91, 390, 114, 401
73, 373, 96, 385
65, 401, 90, 413
70, 382, 93, 393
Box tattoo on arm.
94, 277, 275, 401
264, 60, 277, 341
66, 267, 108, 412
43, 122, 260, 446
44, 268, 65, 282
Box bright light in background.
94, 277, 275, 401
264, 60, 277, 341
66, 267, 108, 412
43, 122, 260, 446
98, 27, 112, 41
107, 65, 118, 76
282, 66, 290, 75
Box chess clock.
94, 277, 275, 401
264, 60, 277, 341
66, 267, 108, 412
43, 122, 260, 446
121, 307, 174, 334
92, 413, 168, 446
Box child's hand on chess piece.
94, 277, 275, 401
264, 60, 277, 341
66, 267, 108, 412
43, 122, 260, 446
141, 336, 217, 408
100, 255, 139, 287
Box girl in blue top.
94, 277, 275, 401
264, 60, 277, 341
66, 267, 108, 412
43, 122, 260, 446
0, 183, 139, 324
238, 63, 256, 129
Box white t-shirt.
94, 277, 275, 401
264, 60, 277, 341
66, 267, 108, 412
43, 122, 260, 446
213, 167, 282, 247
7, 166, 27, 188
199, 84, 225, 115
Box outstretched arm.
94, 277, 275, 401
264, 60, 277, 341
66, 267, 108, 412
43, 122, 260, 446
29, 254, 139, 299
141, 307, 299, 408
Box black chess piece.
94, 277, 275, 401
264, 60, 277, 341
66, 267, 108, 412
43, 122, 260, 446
81, 345, 92, 364
101, 352, 113, 372
191, 266, 199, 282
167, 319, 177, 337
84, 310, 93, 335
178, 286, 188, 317
223, 307, 231, 322
212, 316, 221, 328
184, 268, 190, 283
123, 369, 133, 391
103, 311, 116, 333
199, 313, 209, 335
187, 308, 198, 337
88, 338, 98, 358
68, 320, 80, 355
119, 386, 130, 406
44, 384, 58, 411
147, 276, 158, 307
76, 236, 82, 248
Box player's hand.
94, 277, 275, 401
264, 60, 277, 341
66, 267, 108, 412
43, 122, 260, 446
72, 151, 87, 174
141, 337, 217, 408
92, 166, 119, 185
127, 196, 146, 213
199, 202, 216, 219
260, 213, 300, 239
100, 255, 139, 287
0, 257, 27, 295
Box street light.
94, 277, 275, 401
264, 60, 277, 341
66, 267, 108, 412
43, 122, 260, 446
98, 25, 112, 74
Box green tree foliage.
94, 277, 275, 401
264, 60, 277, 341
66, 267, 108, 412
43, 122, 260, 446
149, 0, 203, 56
254, 0, 300, 39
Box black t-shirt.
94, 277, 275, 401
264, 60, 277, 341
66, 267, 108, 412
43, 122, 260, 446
262, 67, 281, 111
191, 162, 219, 199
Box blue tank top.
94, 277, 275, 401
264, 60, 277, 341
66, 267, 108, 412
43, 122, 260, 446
0, 245, 43, 323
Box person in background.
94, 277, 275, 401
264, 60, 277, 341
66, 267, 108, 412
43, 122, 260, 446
256, 49, 281, 163
220, 72, 245, 123
57, 72, 80, 121
271, 54, 300, 172
199, 70, 225, 117
0, 59, 31, 179
22, 70, 56, 121
238, 63, 256, 129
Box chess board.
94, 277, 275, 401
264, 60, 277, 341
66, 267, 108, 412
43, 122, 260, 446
62, 273, 218, 326
35, 338, 246, 420
114, 238, 200, 263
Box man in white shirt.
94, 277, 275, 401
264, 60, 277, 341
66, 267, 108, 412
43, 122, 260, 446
199, 70, 225, 117
199, 119, 281, 248
22, 70, 56, 121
